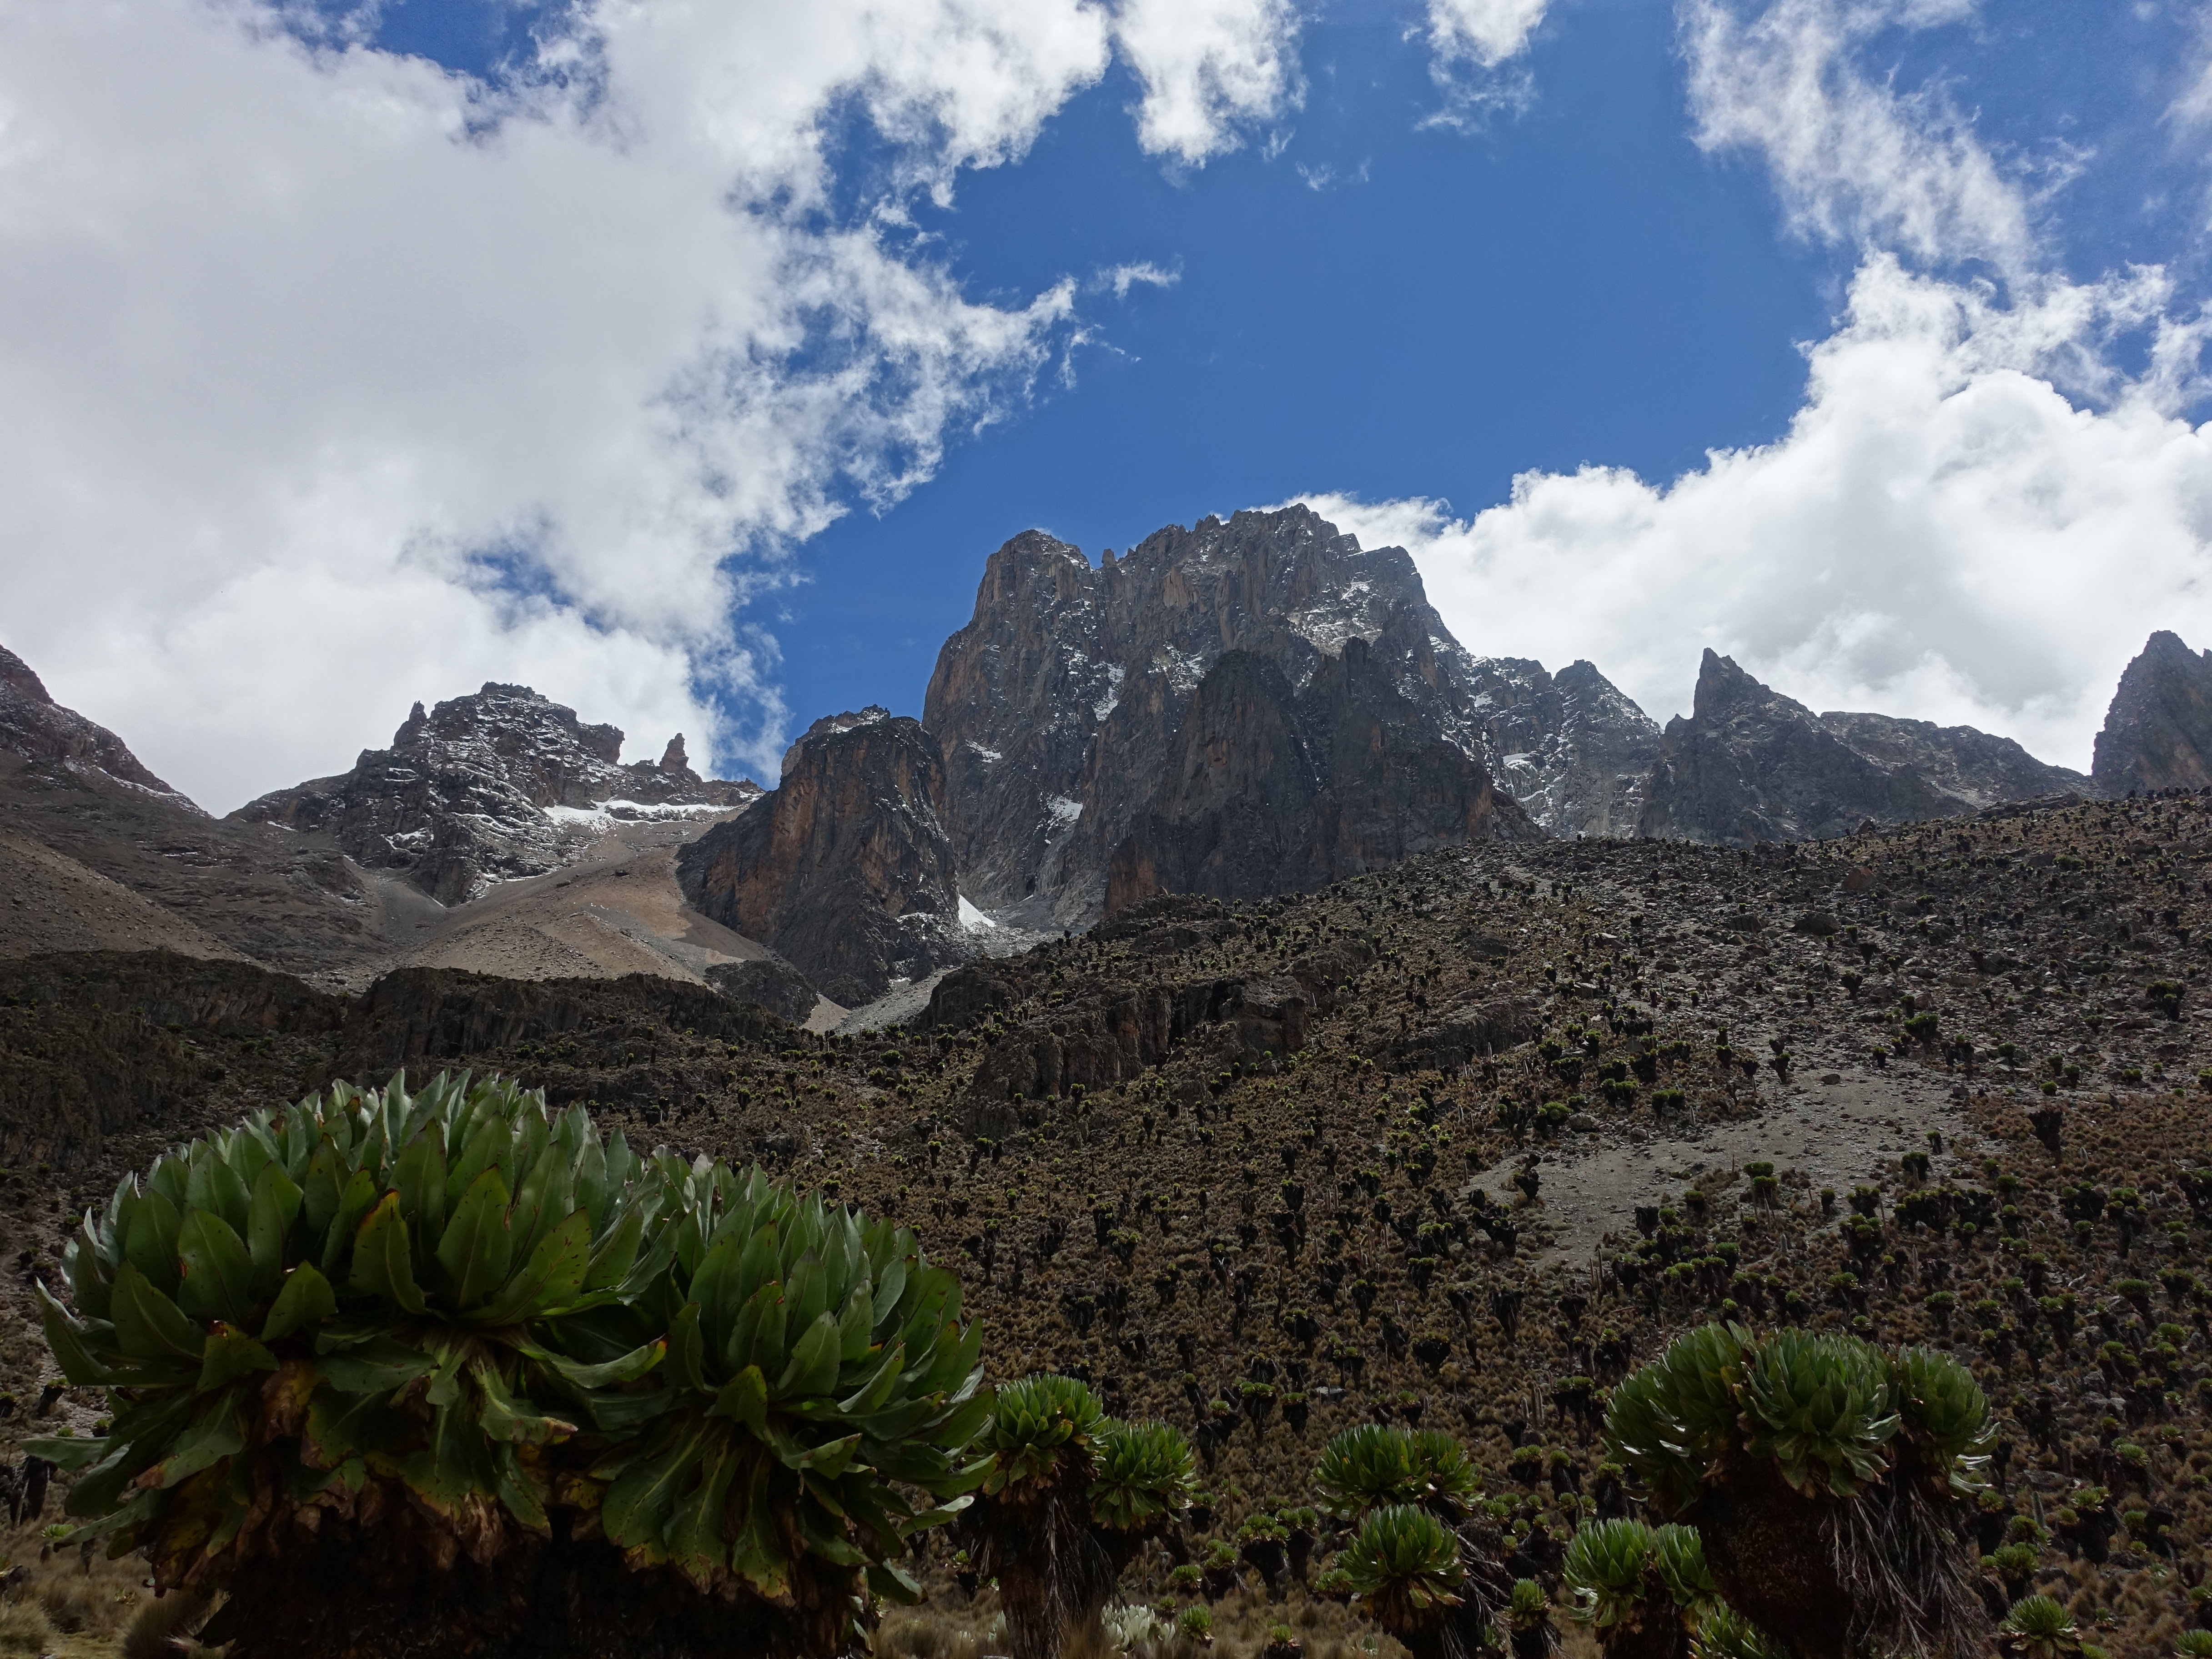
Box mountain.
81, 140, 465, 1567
232, 683, 759, 905
1, 642, 394, 980
2090, 629, 2212, 795
1639, 650, 2084, 845
924, 505, 1633, 928
1103, 639, 1534, 915
677, 709, 966, 1006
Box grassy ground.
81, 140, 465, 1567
1, 790, 2210, 1653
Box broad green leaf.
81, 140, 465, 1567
394, 1122, 448, 1256
436, 1169, 513, 1310
669, 1302, 708, 1393
110, 1259, 204, 1362
348, 1192, 428, 1315
531, 1338, 666, 1390
245, 1162, 303, 1305
580, 1203, 644, 1294
259, 1262, 337, 1343
316, 1336, 436, 1394
176, 1210, 256, 1327
668, 1437, 739, 1587
836, 1285, 873, 1364
603, 1421, 710, 1553
472, 1209, 591, 1325
143, 1397, 246, 1489
710, 1365, 769, 1432
774, 1312, 841, 1401
122, 1189, 183, 1297
36, 1285, 118, 1387
197, 1328, 277, 1394
319, 1169, 378, 1279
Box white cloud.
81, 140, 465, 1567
0, 0, 1303, 812
1110, 0, 1302, 165
1099, 259, 1181, 298
1681, 0, 2036, 271
1425, 0, 1552, 71
1304, 256, 2212, 775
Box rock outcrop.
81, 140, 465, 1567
1639, 651, 2083, 845
1103, 639, 1533, 916
1818, 710, 2084, 808
1466, 657, 1663, 837
1, 643, 397, 982
925, 505, 1576, 926
1, 643, 187, 797
233, 683, 759, 904
2090, 630, 2212, 796
704, 958, 821, 1026
677, 709, 965, 1006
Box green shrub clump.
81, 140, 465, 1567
31, 1073, 986, 1659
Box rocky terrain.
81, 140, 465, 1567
679, 708, 969, 1007
1104, 639, 1534, 916
233, 682, 759, 904
6, 787, 2212, 1656
1639, 649, 2089, 844
2094, 629, 2212, 796
923, 508, 1646, 929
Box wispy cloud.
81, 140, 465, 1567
0, 0, 1309, 809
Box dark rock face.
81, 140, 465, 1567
704, 958, 820, 1026
2091, 631, 2212, 795
232, 683, 759, 904
1818, 710, 2084, 807
1102, 639, 1533, 916
0, 646, 393, 983
925, 505, 1552, 925
1639, 651, 2080, 845
677, 709, 965, 1007
1, 642, 186, 797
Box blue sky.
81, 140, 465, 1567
4, 0, 2212, 806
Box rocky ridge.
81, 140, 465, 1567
924, 506, 1634, 929
1639, 650, 2086, 844
678, 708, 967, 1007
232, 683, 760, 905
2092, 628, 2212, 795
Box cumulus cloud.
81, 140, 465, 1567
1681, 0, 2035, 271
0, 0, 1303, 811
1425, 0, 1553, 71
1312, 256, 2212, 776
1304, 0, 2212, 778
1110, 0, 1303, 165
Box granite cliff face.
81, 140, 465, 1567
2091, 630, 2212, 795
1103, 640, 1533, 915
1465, 657, 1661, 837
925, 505, 1636, 927
1640, 651, 2085, 845
677, 709, 965, 1006
233, 684, 759, 905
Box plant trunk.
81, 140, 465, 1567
974, 1471, 1112, 1659
1689, 1465, 1855, 1659
195, 1511, 853, 1659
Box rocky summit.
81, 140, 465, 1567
1639, 649, 2086, 844
677, 708, 966, 1006
2092, 628, 2212, 795
232, 682, 759, 905
925, 505, 1648, 930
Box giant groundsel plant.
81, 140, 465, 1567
30, 1073, 989, 1659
